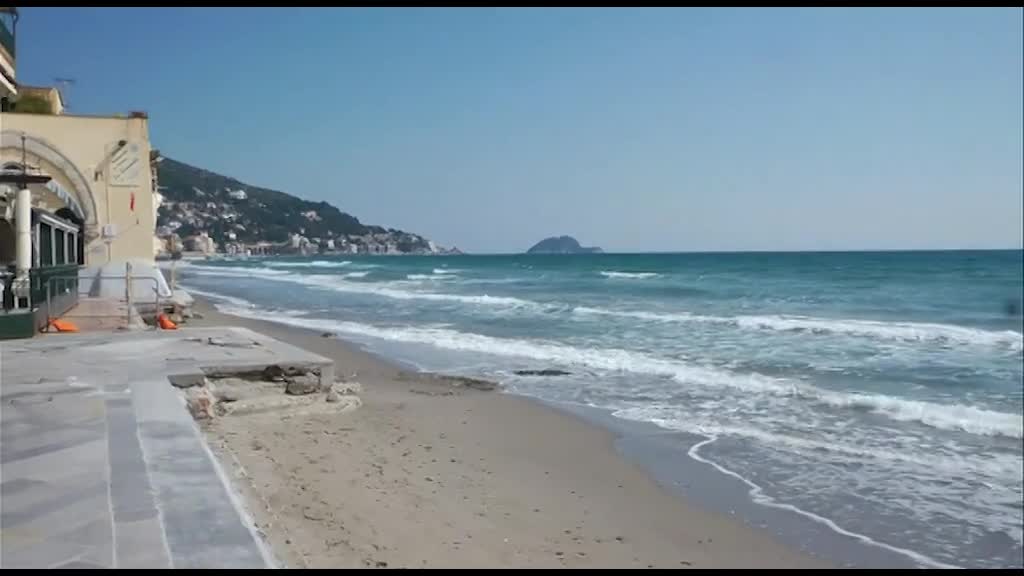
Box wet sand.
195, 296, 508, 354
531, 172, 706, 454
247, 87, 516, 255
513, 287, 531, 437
189, 298, 828, 569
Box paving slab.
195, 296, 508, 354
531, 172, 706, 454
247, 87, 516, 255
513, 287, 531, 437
1, 326, 335, 568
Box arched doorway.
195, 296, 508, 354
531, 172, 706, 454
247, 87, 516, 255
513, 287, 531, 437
0, 131, 99, 246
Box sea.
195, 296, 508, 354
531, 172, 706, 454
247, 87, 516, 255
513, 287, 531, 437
179, 250, 1023, 569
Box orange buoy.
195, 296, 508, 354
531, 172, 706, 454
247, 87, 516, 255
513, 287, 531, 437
49, 318, 80, 333
158, 313, 178, 330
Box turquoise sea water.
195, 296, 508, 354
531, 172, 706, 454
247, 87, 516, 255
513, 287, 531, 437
182, 250, 1023, 568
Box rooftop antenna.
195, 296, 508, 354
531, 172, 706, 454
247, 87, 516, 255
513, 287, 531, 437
54, 77, 75, 111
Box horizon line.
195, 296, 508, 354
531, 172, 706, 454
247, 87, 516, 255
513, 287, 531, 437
459, 247, 1024, 256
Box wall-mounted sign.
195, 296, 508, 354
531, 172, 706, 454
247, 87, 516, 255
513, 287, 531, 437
109, 141, 142, 187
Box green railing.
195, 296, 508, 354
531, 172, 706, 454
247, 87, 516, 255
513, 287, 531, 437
0, 20, 14, 59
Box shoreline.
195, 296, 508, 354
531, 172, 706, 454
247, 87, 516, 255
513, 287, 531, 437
185, 297, 830, 568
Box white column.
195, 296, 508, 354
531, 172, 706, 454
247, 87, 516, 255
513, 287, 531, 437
15, 187, 31, 276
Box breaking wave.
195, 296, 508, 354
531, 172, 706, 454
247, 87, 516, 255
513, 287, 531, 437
266, 260, 352, 268
600, 270, 659, 279
573, 307, 1023, 351
185, 294, 1024, 440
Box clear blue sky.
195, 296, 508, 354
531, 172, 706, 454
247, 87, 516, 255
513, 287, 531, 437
14, 7, 1023, 253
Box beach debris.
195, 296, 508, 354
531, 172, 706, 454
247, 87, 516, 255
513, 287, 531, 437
203, 380, 236, 403
330, 395, 362, 413
262, 364, 295, 382
320, 332, 333, 338
332, 381, 362, 396
285, 374, 321, 395
211, 386, 240, 403
177, 363, 360, 421
409, 388, 455, 397
513, 369, 572, 377
302, 507, 325, 521
398, 371, 498, 391
185, 387, 216, 420
446, 375, 497, 391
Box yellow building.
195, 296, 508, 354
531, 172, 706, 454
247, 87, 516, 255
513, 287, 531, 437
0, 7, 160, 338
1, 112, 158, 264
0, 6, 157, 265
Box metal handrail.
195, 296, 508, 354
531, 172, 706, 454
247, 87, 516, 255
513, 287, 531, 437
44, 274, 162, 331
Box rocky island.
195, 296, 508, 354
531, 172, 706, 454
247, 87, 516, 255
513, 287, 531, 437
526, 235, 603, 254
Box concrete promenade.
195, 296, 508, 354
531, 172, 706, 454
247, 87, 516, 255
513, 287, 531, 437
1, 327, 334, 568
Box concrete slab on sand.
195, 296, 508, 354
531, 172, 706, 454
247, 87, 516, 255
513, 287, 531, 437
0, 327, 335, 568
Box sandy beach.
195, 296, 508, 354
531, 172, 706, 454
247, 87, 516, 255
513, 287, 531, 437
184, 298, 827, 569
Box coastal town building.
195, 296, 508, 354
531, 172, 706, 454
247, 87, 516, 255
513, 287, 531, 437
183, 232, 217, 255
0, 7, 160, 337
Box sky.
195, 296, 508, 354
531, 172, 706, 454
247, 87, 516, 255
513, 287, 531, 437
13, 7, 1023, 253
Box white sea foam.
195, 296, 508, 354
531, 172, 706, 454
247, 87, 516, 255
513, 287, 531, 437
300, 275, 543, 310
186, 264, 292, 278
599, 271, 659, 279
182, 286, 258, 310
188, 265, 542, 311
181, 286, 313, 321
407, 273, 454, 281
734, 315, 1024, 352
685, 436, 959, 569
460, 277, 529, 285
818, 392, 1024, 439
188, 264, 1022, 354
573, 306, 693, 322
265, 260, 352, 268
197, 302, 1024, 439
610, 409, 1022, 479
573, 306, 1023, 351
341, 271, 370, 278
433, 268, 460, 275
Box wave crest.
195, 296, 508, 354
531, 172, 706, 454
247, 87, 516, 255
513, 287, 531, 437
573, 307, 1023, 351
182, 293, 1024, 441
266, 260, 352, 268
600, 271, 659, 279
